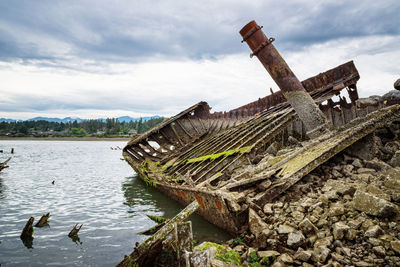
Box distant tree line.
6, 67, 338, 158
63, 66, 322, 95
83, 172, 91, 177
0, 117, 165, 137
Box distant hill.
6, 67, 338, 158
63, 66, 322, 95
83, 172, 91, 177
0, 115, 161, 123
26, 117, 84, 123
0, 118, 18, 123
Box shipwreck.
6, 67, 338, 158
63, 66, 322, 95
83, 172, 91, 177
123, 21, 400, 235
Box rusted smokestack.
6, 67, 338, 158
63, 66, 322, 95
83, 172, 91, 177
240, 20, 331, 137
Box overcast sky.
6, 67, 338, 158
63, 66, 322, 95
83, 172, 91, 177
0, 0, 399, 119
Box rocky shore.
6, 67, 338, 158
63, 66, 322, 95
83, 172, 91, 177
187, 105, 400, 266
121, 90, 400, 267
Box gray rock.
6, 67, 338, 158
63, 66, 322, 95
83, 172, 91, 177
348, 218, 363, 229
372, 246, 385, 256
365, 225, 384, 238
278, 224, 295, 234
299, 218, 318, 235
190, 248, 210, 267
253, 229, 272, 248
263, 203, 273, 215
329, 203, 345, 217
249, 208, 269, 235
382, 89, 400, 100
314, 236, 333, 248
332, 222, 350, 240
312, 246, 330, 263
292, 210, 305, 222
257, 250, 280, 258
395, 79, 400, 90
384, 168, 400, 190
357, 167, 375, 174
233, 245, 245, 252
390, 151, 400, 167
276, 253, 293, 264
294, 248, 312, 261
353, 190, 398, 218
366, 184, 391, 201
365, 158, 392, 171
346, 228, 357, 240
287, 231, 305, 248
352, 158, 363, 168
391, 240, 400, 254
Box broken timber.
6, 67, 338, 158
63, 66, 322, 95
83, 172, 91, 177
20, 217, 34, 240
35, 213, 50, 227
0, 157, 11, 172
68, 223, 83, 238
123, 21, 400, 235
117, 200, 199, 267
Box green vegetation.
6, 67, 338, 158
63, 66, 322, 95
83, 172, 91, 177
231, 233, 245, 246
0, 117, 164, 138
246, 251, 276, 267
197, 242, 242, 266
186, 146, 253, 164
146, 215, 166, 224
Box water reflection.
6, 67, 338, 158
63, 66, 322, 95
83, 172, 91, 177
20, 237, 33, 249
121, 175, 231, 243
0, 177, 4, 199
69, 235, 83, 245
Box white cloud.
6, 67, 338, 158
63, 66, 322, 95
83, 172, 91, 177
0, 33, 399, 120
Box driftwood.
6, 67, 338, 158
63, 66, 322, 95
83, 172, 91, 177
20, 217, 34, 239
68, 224, 83, 237
35, 213, 50, 227
117, 200, 199, 267
0, 157, 11, 171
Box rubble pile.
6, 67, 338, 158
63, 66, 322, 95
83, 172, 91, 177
226, 127, 400, 266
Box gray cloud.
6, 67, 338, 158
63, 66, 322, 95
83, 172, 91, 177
0, 0, 399, 63
0, 0, 399, 119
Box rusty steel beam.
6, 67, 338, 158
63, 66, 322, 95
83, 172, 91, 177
240, 20, 331, 137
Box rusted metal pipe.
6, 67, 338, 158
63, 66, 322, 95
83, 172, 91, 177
240, 20, 331, 137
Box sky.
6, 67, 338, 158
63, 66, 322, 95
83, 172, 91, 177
0, 0, 399, 120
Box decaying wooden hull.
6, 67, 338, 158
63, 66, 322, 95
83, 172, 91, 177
123, 24, 400, 235
123, 62, 400, 235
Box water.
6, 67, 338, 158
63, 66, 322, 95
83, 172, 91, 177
0, 141, 230, 266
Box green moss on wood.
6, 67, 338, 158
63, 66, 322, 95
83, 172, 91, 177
186, 146, 252, 164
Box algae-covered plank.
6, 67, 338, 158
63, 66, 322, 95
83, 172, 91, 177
117, 200, 199, 267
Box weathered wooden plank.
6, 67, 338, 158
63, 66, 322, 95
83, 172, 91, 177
117, 200, 199, 267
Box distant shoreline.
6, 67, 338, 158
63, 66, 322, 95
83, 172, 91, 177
0, 136, 131, 141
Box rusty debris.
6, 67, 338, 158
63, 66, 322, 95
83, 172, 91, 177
122, 21, 400, 236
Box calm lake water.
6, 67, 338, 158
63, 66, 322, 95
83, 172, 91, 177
0, 140, 230, 266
